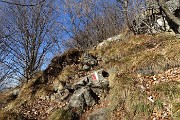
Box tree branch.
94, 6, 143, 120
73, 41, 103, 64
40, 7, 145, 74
0, 0, 45, 6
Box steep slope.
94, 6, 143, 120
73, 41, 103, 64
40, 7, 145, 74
0, 33, 180, 120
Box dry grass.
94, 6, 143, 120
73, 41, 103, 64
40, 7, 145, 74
91, 33, 180, 119
48, 109, 77, 120
93, 34, 180, 74
109, 74, 151, 120
55, 65, 78, 82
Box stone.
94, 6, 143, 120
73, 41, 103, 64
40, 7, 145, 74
176, 34, 180, 39
156, 17, 170, 31
60, 89, 70, 101
87, 108, 109, 120
73, 69, 109, 90
97, 34, 122, 49
73, 77, 89, 89
107, 34, 122, 42
97, 41, 108, 48
53, 69, 109, 113
10, 89, 20, 99
12, 89, 19, 96
134, 0, 180, 34
68, 87, 97, 109
166, 0, 180, 13
88, 69, 109, 88
82, 53, 97, 67
50, 94, 56, 101
53, 79, 65, 91
83, 64, 90, 70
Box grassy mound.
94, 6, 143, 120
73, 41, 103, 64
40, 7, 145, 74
91, 33, 180, 119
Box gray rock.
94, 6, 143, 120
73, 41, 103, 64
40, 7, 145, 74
146, 0, 180, 13
73, 69, 109, 90
176, 34, 180, 39
87, 108, 109, 120
156, 17, 170, 31
83, 64, 90, 70
61, 89, 70, 101
134, 0, 180, 34
82, 53, 97, 67
12, 89, 19, 96
166, 0, 180, 12
10, 89, 20, 99
70, 69, 109, 108
54, 69, 109, 113
53, 80, 65, 92
87, 69, 109, 88
58, 89, 70, 101
84, 90, 96, 107
73, 77, 89, 89
68, 87, 96, 109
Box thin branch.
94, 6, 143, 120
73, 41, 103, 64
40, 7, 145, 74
0, 0, 45, 6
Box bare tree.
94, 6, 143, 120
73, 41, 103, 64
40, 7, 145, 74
1, 0, 60, 82
61, 0, 124, 49
0, 18, 18, 90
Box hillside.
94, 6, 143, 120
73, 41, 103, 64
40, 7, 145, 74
0, 33, 180, 120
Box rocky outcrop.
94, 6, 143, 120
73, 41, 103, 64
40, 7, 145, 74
133, 0, 180, 34
51, 69, 109, 113
68, 86, 97, 109
166, 0, 180, 13
96, 34, 122, 49
81, 52, 97, 71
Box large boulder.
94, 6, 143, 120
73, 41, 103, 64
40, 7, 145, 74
133, 0, 180, 34
68, 86, 97, 109
156, 16, 170, 31
73, 69, 109, 90
68, 69, 109, 109
52, 69, 110, 114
